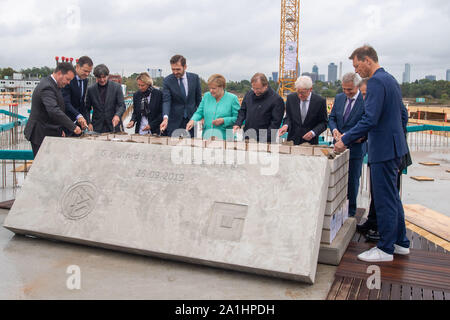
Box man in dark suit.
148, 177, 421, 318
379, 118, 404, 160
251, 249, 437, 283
62, 56, 93, 131
24, 63, 82, 157
278, 76, 328, 145
159, 55, 202, 137
329, 72, 366, 218
233, 73, 285, 143
85, 64, 126, 133
335, 45, 410, 263
126, 72, 163, 135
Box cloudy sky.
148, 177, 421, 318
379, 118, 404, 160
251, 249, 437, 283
0, 0, 449, 82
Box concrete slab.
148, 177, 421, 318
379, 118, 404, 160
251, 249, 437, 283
0, 209, 337, 300
4, 137, 331, 284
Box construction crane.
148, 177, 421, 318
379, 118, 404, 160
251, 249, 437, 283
278, 0, 300, 98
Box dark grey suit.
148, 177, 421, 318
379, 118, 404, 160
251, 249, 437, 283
24, 76, 77, 156
86, 80, 126, 133
283, 92, 328, 145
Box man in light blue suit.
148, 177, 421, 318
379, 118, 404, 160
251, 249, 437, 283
335, 45, 410, 263
329, 72, 366, 218
160, 55, 202, 137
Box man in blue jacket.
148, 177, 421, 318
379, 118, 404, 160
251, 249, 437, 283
160, 55, 202, 137
62, 56, 93, 132
329, 72, 366, 218
335, 45, 410, 263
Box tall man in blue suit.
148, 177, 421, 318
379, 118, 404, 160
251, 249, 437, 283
335, 45, 410, 263
62, 56, 93, 132
329, 72, 366, 218
160, 55, 202, 137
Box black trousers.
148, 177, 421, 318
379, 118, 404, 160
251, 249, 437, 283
31, 142, 40, 158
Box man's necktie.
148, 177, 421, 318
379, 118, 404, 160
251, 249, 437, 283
179, 78, 186, 97
343, 98, 354, 123
179, 78, 188, 118
78, 80, 83, 102
301, 100, 308, 124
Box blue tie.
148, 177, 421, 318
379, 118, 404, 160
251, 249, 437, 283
78, 80, 83, 102
343, 98, 354, 123
179, 78, 188, 118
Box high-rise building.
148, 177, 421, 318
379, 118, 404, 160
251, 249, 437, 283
402, 63, 411, 83
312, 64, 319, 74
339, 62, 343, 81
147, 68, 163, 79
446, 69, 450, 82
272, 72, 279, 83
302, 72, 318, 83
319, 74, 326, 82
425, 75, 436, 81
328, 63, 338, 83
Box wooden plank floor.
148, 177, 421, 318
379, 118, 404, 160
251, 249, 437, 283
328, 226, 449, 300
328, 207, 450, 300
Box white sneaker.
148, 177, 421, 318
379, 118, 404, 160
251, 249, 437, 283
394, 244, 410, 255
357, 247, 393, 262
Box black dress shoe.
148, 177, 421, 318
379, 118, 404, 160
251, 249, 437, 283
365, 229, 381, 243
356, 221, 376, 234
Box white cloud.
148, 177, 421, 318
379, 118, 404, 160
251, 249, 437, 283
0, 0, 449, 81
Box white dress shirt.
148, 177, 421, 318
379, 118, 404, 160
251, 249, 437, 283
139, 95, 152, 135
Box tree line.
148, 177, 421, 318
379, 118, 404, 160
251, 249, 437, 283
2, 66, 449, 103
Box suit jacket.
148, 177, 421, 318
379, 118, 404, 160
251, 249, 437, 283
24, 76, 77, 147
329, 92, 366, 159
131, 88, 163, 135
162, 72, 202, 135
86, 80, 126, 133
342, 68, 408, 164
62, 77, 89, 121
283, 92, 328, 145
235, 87, 285, 142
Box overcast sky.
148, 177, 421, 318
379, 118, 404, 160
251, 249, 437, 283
1, 0, 449, 82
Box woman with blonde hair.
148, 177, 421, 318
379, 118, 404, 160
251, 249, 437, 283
186, 74, 240, 140
127, 72, 164, 135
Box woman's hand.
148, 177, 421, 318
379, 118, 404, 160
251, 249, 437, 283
186, 120, 195, 131
126, 121, 135, 129
212, 118, 224, 127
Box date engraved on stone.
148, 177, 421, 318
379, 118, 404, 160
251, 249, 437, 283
135, 169, 185, 183
207, 202, 248, 242
60, 182, 98, 220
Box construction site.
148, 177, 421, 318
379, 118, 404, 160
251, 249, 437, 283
0, 0, 449, 302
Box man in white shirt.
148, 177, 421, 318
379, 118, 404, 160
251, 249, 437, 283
279, 76, 328, 145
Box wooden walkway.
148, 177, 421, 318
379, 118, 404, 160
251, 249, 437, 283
327, 218, 450, 300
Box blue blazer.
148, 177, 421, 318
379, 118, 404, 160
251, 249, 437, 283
62, 77, 89, 122
342, 68, 408, 164
162, 72, 202, 135
329, 93, 366, 159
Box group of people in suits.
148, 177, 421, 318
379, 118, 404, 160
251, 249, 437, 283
25, 46, 411, 263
